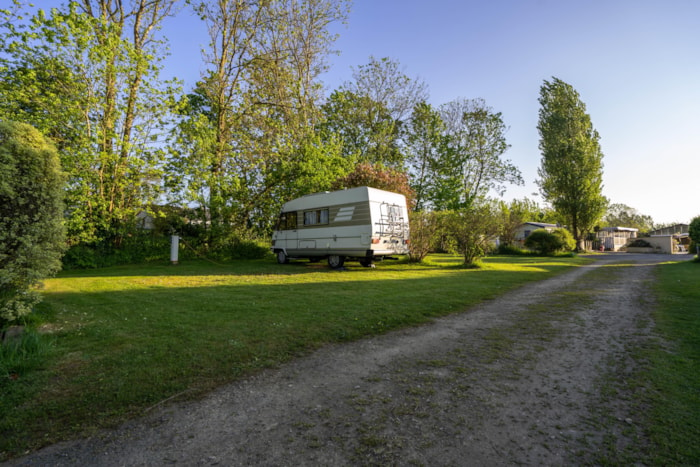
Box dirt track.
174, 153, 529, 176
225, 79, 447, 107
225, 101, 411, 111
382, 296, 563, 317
6, 253, 691, 466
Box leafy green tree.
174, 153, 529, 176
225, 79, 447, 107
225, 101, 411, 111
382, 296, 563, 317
537, 77, 608, 251
434, 98, 523, 210
330, 162, 415, 207
602, 203, 655, 234
169, 0, 348, 239
407, 210, 439, 263
319, 90, 401, 166
404, 102, 447, 211
441, 200, 501, 266
497, 198, 545, 247
0, 122, 66, 324
322, 56, 428, 169
689, 215, 700, 257
0, 1, 179, 245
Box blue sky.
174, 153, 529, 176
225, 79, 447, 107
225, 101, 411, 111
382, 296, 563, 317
42, 0, 700, 225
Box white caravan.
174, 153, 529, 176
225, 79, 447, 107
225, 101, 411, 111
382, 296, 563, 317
271, 186, 410, 268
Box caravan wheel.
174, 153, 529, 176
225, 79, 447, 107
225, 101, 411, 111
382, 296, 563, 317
327, 255, 345, 269
276, 250, 289, 264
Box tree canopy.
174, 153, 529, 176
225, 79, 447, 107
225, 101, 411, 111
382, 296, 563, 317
537, 77, 607, 250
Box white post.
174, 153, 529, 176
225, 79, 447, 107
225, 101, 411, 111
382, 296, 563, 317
170, 235, 179, 265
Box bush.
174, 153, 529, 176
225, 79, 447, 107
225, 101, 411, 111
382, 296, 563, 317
496, 244, 531, 255
689, 216, 700, 257
0, 122, 65, 325
208, 233, 271, 261
524, 228, 574, 255
408, 211, 438, 263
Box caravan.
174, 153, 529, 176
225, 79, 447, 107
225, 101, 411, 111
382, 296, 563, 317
271, 186, 410, 268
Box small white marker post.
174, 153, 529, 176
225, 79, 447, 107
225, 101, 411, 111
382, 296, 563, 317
170, 235, 179, 265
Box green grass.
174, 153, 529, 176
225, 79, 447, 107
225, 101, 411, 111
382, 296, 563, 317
643, 260, 700, 464
0, 254, 590, 459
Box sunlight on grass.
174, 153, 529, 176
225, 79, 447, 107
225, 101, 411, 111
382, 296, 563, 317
1, 254, 591, 460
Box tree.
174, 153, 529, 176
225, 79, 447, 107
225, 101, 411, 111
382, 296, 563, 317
323, 56, 428, 169
497, 198, 545, 248
345, 56, 428, 124
602, 203, 655, 234
0, 122, 65, 324
319, 89, 401, 166
330, 162, 415, 207
537, 77, 608, 251
407, 210, 439, 263
689, 215, 700, 257
0, 0, 179, 244
434, 98, 523, 210
442, 200, 501, 267
169, 0, 348, 239
404, 101, 447, 211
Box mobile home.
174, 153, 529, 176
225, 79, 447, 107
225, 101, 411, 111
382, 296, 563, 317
271, 186, 410, 268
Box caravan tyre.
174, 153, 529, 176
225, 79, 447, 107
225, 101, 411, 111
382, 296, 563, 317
276, 250, 289, 264
327, 255, 345, 269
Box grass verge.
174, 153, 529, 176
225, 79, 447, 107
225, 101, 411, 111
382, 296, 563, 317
642, 260, 700, 464
0, 254, 589, 459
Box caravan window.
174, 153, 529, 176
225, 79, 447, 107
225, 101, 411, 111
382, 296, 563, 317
277, 212, 297, 230
303, 208, 329, 226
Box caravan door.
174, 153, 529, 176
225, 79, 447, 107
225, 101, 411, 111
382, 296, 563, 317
275, 211, 298, 252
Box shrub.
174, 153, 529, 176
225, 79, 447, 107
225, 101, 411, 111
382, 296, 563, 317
689, 215, 700, 257
524, 228, 574, 255
440, 203, 501, 266
0, 122, 66, 325
552, 227, 575, 252
627, 238, 652, 248
408, 211, 438, 263
496, 244, 531, 256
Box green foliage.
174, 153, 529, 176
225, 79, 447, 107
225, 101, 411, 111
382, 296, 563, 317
497, 198, 557, 247
432, 98, 523, 210
330, 162, 415, 207
524, 228, 574, 255
407, 211, 439, 262
440, 201, 501, 266
689, 215, 700, 256
61, 233, 177, 269
0, 1, 180, 245
0, 122, 66, 324
404, 102, 447, 211
602, 203, 655, 234
319, 89, 402, 166
537, 77, 608, 250
168, 1, 349, 238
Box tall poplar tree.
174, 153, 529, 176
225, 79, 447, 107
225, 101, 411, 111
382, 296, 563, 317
537, 77, 607, 251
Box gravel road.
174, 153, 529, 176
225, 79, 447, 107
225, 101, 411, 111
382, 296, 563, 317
6, 253, 692, 466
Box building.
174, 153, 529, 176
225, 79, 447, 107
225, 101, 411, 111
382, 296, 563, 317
596, 226, 638, 251
513, 222, 559, 247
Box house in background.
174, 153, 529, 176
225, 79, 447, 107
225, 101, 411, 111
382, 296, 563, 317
648, 224, 690, 253
513, 222, 559, 247
596, 226, 638, 251
648, 224, 689, 236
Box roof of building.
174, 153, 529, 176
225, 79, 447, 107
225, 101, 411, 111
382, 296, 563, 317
599, 226, 639, 232
521, 222, 559, 229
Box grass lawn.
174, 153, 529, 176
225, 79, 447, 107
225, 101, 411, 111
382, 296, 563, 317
642, 259, 700, 464
0, 254, 589, 459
